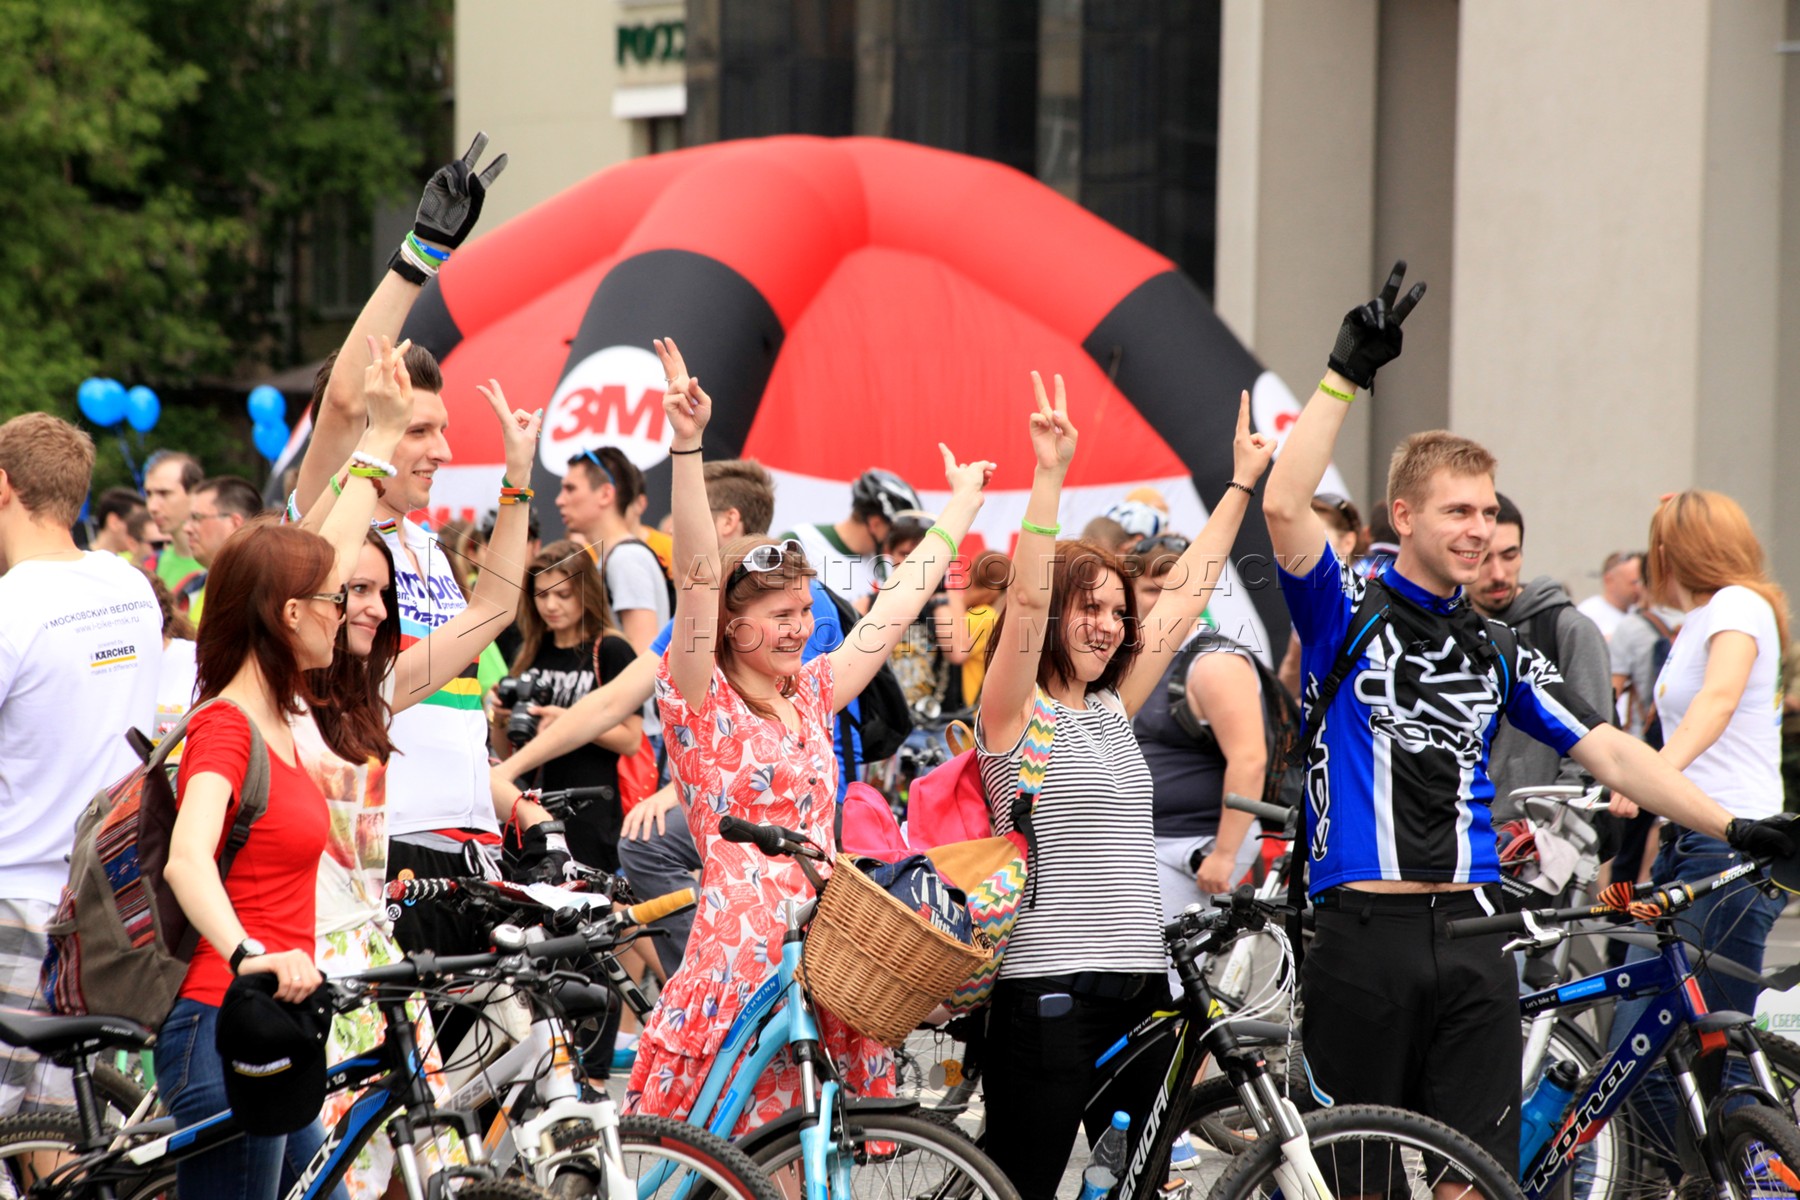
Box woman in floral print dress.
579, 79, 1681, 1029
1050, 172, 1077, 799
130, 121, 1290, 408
625, 337, 994, 1131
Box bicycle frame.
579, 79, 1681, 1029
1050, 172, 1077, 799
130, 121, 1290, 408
1515, 881, 1781, 1200
57, 993, 468, 1200
677, 897, 846, 1200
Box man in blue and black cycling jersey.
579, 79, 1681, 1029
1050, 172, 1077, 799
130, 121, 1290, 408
1260, 261, 1795, 1179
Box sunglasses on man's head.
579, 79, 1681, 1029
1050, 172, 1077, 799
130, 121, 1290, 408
574, 448, 617, 488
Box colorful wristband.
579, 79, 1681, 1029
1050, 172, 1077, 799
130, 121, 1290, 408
1319, 379, 1355, 404
348, 465, 390, 479
1020, 517, 1061, 537
926, 525, 958, 555
329, 473, 344, 498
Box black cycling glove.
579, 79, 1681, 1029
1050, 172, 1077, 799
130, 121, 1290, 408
1725, 813, 1799, 861
415, 132, 508, 251
1327, 260, 1427, 389
517, 820, 574, 885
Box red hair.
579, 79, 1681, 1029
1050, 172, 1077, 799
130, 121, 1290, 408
195, 519, 335, 718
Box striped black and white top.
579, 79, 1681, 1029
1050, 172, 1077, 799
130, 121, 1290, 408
977, 690, 1166, 980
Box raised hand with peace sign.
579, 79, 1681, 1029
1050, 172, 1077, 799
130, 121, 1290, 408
1327, 259, 1428, 389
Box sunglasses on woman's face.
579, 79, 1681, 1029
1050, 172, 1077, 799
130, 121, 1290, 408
300, 590, 348, 609
1134, 534, 1190, 557
727, 538, 805, 589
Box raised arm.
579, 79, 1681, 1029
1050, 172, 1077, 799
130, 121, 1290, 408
1118, 391, 1274, 716
294, 133, 507, 516
978, 372, 1076, 753
829, 444, 993, 708
309, 336, 415, 581
389, 379, 541, 713
1263, 261, 1425, 577
656, 337, 720, 708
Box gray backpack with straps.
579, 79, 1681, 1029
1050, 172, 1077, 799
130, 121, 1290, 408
41, 698, 271, 1028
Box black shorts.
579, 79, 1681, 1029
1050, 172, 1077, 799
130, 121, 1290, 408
1301, 886, 1521, 1175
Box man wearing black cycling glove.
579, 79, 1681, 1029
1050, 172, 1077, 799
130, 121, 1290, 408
1726, 813, 1800, 861
1262, 258, 1751, 1178
517, 821, 576, 885
387, 132, 509, 285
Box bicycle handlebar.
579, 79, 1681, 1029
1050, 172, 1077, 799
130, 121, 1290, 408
623, 887, 697, 926
1445, 858, 1765, 940
1222, 794, 1297, 826
717, 815, 821, 858
532, 785, 617, 819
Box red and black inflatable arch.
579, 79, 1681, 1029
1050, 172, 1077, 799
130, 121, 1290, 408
401, 135, 1302, 652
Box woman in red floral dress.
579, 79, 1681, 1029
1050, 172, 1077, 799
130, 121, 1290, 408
625, 337, 994, 1132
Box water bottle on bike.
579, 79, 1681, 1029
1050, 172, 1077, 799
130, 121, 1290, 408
1079, 1111, 1130, 1200
1519, 1058, 1579, 1166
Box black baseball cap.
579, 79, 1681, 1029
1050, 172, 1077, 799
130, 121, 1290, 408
215, 973, 333, 1135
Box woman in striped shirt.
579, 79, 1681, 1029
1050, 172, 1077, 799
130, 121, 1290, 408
975, 376, 1274, 1199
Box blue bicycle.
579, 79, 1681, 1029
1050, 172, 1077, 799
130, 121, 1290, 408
684, 817, 1019, 1200
1446, 859, 1800, 1200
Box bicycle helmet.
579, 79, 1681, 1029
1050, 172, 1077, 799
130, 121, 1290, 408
851, 469, 922, 522
1104, 499, 1166, 540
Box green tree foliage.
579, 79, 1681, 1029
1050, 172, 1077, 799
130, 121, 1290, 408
3, 0, 448, 479
0, 0, 238, 421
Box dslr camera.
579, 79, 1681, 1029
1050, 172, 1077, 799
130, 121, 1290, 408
494, 671, 555, 747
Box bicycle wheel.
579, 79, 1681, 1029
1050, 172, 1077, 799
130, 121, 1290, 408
745, 1109, 1020, 1200
1754, 1031, 1800, 1123
1180, 1062, 1313, 1156
1720, 1104, 1800, 1200
95, 1060, 159, 1126
442, 1180, 555, 1199
1207, 1103, 1519, 1200
603, 1113, 781, 1200
0, 1112, 87, 1195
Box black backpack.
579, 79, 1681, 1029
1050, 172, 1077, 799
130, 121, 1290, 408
1164, 632, 1306, 813
820, 586, 915, 764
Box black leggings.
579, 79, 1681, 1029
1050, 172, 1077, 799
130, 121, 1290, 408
980, 974, 1167, 1200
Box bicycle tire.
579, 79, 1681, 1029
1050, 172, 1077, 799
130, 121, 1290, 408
442, 1179, 556, 1199
608, 1113, 783, 1200
0, 1112, 87, 1195
1720, 1104, 1800, 1200
1206, 1103, 1520, 1200
1179, 1062, 1312, 1156
744, 1109, 1020, 1200
1754, 1031, 1800, 1123
95, 1061, 156, 1125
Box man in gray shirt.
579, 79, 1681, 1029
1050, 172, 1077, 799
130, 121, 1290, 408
1470, 494, 1612, 820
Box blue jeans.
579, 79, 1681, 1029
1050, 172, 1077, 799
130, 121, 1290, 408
1606, 831, 1784, 1170
155, 998, 345, 1200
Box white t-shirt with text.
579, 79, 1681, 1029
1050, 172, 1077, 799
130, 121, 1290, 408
154, 637, 199, 763
0, 554, 163, 902
1654, 585, 1782, 820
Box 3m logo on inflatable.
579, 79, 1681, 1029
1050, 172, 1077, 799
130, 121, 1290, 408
540, 344, 670, 475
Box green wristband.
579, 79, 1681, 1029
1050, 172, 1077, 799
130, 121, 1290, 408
926, 525, 958, 555
1020, 518, 1061, 537
1319, 378, 1355, 404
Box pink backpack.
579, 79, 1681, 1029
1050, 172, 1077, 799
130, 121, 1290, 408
905, 752, 990, 850
837, 782, 911, 862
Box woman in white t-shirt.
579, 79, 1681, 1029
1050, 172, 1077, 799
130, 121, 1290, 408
1613, 489, 1791, 1020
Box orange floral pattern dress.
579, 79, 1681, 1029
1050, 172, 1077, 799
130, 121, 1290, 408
623, 655, 894, 1133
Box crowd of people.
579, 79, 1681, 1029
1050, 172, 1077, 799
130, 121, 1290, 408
3, 139, 1798, 1200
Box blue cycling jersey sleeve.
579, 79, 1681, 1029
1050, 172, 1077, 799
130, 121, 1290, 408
1502, 638, 1602, 756
652, 619, 673, 657
1277, 541, 1356, 690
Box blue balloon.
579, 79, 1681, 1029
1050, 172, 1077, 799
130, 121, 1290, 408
247, 385, 286, 425
78, 378, 127, 427
252, 420, 291, 462
125, 386, 161, 433
76, 378, 108, 424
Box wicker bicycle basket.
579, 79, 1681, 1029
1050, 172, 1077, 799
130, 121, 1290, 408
799, 854, 991, 1048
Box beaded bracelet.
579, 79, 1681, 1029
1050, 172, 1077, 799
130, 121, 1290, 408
351, 450, 398, 477
1226, 481, 1255, 499
1020, 517, 1061, 537
1319, 379, 1355, 404
926, 525, 958, 555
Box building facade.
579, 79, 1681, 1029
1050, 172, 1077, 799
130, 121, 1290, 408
456, 0, 1800, 597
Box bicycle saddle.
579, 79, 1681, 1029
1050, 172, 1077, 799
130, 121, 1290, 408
0, 1009, 153, 1060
